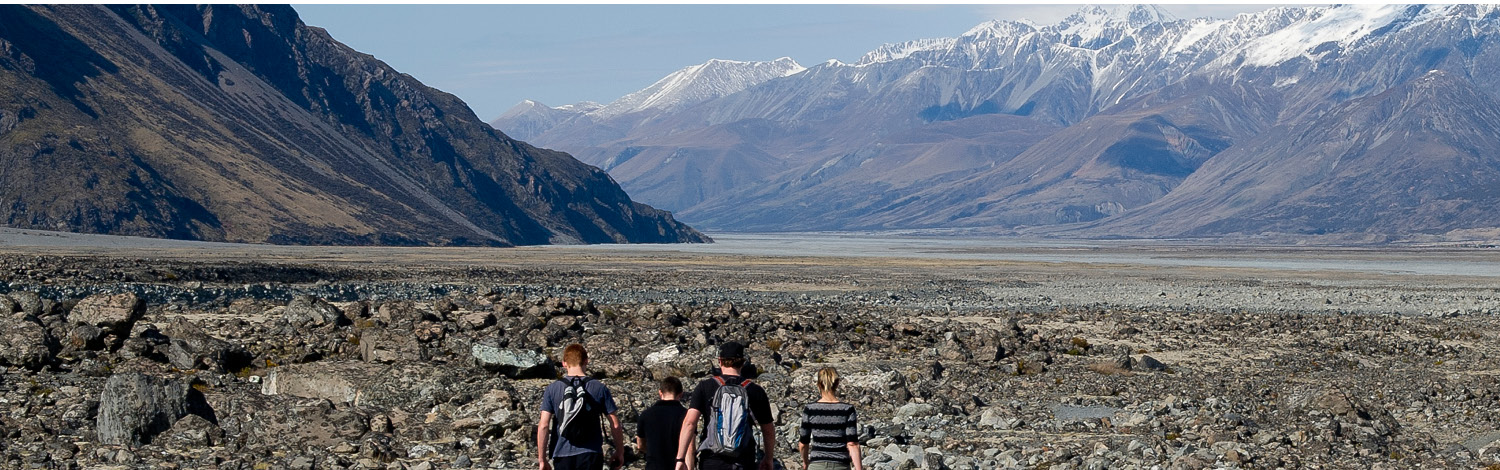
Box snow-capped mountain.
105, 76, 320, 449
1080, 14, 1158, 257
488, 100, 600, 142
493, 4, 1500, 241
594, 57, 804, 118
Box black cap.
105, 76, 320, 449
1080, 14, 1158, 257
718, 341, 746, 359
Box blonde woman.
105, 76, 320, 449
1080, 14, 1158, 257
798, 367, 863, 470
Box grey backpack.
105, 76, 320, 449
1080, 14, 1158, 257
699, 376, 757, 460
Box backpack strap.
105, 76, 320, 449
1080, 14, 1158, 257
739, 379, 752, 387
712, 376, 727, 386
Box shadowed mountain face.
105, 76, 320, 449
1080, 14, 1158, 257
0, 5, 706, 246
495, 4, 1500, 240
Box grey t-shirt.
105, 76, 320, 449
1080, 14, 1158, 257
540, 376, 619, 457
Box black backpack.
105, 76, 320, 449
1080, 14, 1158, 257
550, 376, 603, 457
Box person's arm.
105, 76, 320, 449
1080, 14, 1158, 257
536, 410, 553, 470
636, 415, 646, 461
798, 442, 809, 470
759, 422, 777, 470
608, 413, 625, 469
686, 437, 697, 470
674, 408, 701, 470
798, 407, 812, 470
846, 407, 862, 470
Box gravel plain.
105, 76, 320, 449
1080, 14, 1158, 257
1, 228, 1499, 469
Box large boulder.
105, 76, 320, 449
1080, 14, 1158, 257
260, 362, 376, 404
260, 361, 467, 410
96, 373, 208, 446
211, 392, 369, 449
163, 320, 250, 373
70, 293, 145, 341
8, 291, 43, 317
359, 329, 424, 364
0, 315, 54, 369
284, 295, 345, 328
470, 341, 552, 378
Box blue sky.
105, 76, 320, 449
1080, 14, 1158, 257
295, 4, 1271, 121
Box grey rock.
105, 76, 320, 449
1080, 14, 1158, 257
161, 413, 222, 448
471, 342, 552, 378
897, 402, 937, 421
285, 295, 346, 328
164, 321, 248, 372
70, 293, 144, 338
64, 324, 106, 352
96, 373, 201, 446
408, 443, 438, 458
9, 291, 43, 317
260, 362, 378, 404
360, 329, 423, 363
0, 315, 53, 369
1138, 355, 1168, 371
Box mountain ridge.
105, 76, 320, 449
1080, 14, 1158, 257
0, 4, 707, 246
492, 4, 1500, 241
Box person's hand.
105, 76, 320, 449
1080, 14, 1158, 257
674, 461, 690, 470
539, 459, 552, 470
759, 457, 774, 470
610, 451, 624, 470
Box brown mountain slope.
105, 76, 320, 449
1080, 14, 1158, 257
0, 5, 705, 246
1086, 71, 1500, 238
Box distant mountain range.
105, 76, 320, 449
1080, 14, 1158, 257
492, 4, 1500, 242
0, 5, 706, 246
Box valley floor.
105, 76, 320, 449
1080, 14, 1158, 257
1, 229, 1498, 469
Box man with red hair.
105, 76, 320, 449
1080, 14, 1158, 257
538, 343, 625, 470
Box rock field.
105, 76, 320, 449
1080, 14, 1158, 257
1, 246, 1499, 470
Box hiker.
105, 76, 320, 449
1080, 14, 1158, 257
638, 376, 693, 470
537, 343, 625, 470
797, 367, 863, 470
674, 341, 777, 470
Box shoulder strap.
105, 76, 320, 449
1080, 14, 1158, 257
739, 379, 752, 387
712, 375, 727, 386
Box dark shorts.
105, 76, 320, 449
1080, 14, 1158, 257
699, 457, 755, 470
554, 452, 604, 470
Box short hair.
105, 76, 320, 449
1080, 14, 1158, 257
719, 356, 746, 369
816, 367, 840, 394
659, 376, 683, 397
562, 343, 588, 366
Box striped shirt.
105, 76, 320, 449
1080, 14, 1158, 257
798, 402, 859, 464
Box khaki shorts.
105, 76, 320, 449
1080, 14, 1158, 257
807, 461, 850, 470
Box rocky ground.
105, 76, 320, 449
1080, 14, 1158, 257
1, 241, 1500, 470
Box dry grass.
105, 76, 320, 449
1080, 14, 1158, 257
1087, 362, 1134, 376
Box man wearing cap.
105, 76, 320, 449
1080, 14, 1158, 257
674, 341, 776, 470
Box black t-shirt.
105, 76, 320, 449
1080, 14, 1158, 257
637, 400, 689, 470
687, 375, 774, 464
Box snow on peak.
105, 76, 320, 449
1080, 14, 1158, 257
1046, 4, 1176, 49
856, 37, 957, 65
498, 99, 549, 119
1055, 5, 1174, 32
593, 57, 805, 118
555, 101, 602, 113
1235, 4, 1440, 67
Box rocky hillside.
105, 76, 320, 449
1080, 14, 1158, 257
0, 5, 706, 246
495, 4, 1500, 241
